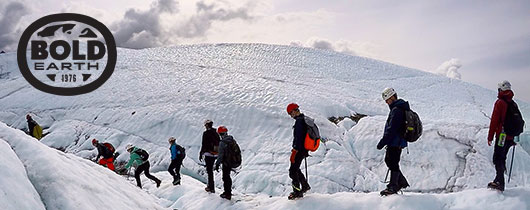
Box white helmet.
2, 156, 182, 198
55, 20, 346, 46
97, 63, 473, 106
126, 144, 134, 152
498, 80, 511, 91
204, 119, 213, 125
168, 137, 176, 143
382, 87, 397, 101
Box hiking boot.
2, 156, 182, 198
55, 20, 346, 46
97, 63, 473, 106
380, 188, 398, 196
301, 185, 311, 194
156, 180, 161, 188
487, 181, 504, 191
172, 179, 181, 185
205, 187, 215, 193
288, 191, 303, 200
220, 192, 231, 200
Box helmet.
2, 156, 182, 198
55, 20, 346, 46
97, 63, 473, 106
382, 88, 396, 101
286, 103, 299, 114
126, 144, 134, 152
217, 126, 228, 134
498, 80, 511, 91
168, 137, 176, 143
204, 119, 213, 125
91, 139, 98, 145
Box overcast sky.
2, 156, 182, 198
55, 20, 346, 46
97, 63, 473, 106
1, 0, 529, 102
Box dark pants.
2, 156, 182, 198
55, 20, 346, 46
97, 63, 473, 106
385, 146, 409, 191
205, 156, 216, 189
493, 138, 515, 188
168, 156, 184, 181
222, 164, 232, 195
135, 161, 160, 188
289, 150, 309, 192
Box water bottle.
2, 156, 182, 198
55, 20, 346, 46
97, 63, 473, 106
498, 132, 506, 147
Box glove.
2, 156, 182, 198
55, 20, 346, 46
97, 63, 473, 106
199, 153, 203, 162
290, 149, 297, 163
377, 143, 384, 150
215, 164, 219, 172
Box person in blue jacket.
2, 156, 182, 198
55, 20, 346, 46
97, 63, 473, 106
168, 137, 186, 185
377, 88, 410, 196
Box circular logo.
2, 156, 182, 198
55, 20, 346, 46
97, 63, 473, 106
17, 13, 116, 96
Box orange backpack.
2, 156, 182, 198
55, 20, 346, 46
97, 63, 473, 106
303, 116, 321, 152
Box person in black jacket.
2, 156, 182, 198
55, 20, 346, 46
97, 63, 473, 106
377, 88, 410, 196
214, 126, 235, 200
92, 139, 115, 171
286, 103, 310, 200
26, 114, 41, 139
199, 120, 220, 193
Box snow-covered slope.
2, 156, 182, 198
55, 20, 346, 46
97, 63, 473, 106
0, 138, 45, 210
0, 43, 529, 197
0, 123, 167, 210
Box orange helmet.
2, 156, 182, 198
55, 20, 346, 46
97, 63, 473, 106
217, 126, 228, 134
286, 103, 299, 114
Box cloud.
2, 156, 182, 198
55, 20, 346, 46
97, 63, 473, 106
175, 1, 253, 38
435, 58, 462, 80
111, 0, 255, 49
0, 1, 30, 51
111, 0, 178, 49
290, 37, 380, 58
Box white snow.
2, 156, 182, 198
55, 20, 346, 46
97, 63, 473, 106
0, 138, 45, 210
0, 122, 167, 210
1, 43, 530, 209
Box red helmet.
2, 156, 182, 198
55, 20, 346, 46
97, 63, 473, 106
286, 103, 299, 114
91, 139, 98, 145
217, 126, 228, 134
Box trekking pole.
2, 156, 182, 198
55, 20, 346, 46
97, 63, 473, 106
305, 156, 308, 182
383, 169, 389, 183
508, 145, 516, 183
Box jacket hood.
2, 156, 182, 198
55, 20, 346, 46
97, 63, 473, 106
498, 90, 514, 102
221, 134, 235, 142
389, 99, 410, 110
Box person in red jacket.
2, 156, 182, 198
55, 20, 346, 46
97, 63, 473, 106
487, 80, 516, 191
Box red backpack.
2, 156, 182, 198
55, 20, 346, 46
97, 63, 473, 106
103, 143, 115, 153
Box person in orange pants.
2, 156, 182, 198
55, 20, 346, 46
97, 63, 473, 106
92, 139, 115, 171
98, 156, 115, 171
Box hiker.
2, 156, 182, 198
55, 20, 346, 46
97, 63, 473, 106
92, 139, 116, 171
168, 137, 186, 185
376, 88, 410, 196
286, 103, 311, 200
199, 119, 220, 193
487, 81, 525, 191
215, 126, 242, 200
26, 114, 42, 140
125, 144, 161, 188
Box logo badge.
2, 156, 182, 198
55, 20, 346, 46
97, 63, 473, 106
17, 13, 116, 96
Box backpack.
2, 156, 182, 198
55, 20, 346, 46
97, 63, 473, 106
33, 124, 43, 140
176, 145, 186, 157
304, 116, 321, 152
225, 139, 242, 168
402, 109, 422, 142
135, 148, 149, 161
103, 143, 115, 154
503, 100, 525, 136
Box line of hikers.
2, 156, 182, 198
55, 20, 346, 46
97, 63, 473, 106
25, 80, 525, 199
